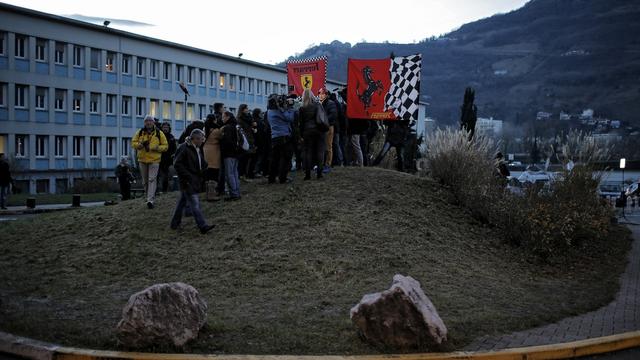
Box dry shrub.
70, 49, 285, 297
424, 128, 614, 260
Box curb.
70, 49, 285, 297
2, 330, 640, 360
0, 206, 76, 216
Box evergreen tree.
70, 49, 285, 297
460, 87, 477, 140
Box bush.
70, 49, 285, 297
423, 129, 614, 260
71, 178, 118, 194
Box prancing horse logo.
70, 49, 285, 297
301, 74, 312, 90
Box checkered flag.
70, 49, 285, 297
384, 54, 422, 121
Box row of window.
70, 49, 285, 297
13, 134, 130, 159
0, 84, 235, 119
0, 31, 287, 93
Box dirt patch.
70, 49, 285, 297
0, 167, 631, 354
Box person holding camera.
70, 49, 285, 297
132, 115, 168, 209
266, 94, 295, 184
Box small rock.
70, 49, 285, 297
116, 282, 207, 348
350, 274, 447, 351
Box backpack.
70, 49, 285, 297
315, 103, 329, 132
236, 125, 250, 152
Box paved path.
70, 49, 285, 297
465, 218, 640, 351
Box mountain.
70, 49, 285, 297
284, 0, 640, 127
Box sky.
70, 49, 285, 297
5, 0, 530, 65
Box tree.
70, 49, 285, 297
460, 87, 478, 140
530, 138, 541, 164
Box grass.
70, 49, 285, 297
6, 192, 119, 207
0, 167, 632, 355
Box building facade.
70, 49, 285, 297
0, 3, 343, 194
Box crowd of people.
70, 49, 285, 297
115, 88, 419, 234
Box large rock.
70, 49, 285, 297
116, 282, 207, 348
350, 274, 447, 351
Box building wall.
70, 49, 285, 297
0, 4, 342, 194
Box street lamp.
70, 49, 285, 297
178, 81, 189, 125
620, 158, 626, 190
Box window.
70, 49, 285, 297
106, 94, 115, 114
14, 35, 26, 58
175, 102, 183, 120
106, 137, 116, 157
89, 137, 100, 157
265, 81, 270, 95
121, 138, 131, 157
163, 62, 171, 80
257, 80, 262, 95
90, 48, 100, 69
36, 179, 49, 194
150, 60, 157, 78
55, 89, 65, 110
35, 135, 47, 157
187, 103, 195, 120
72, 136, 83, 157
35, 39, 47, 62
210, 71, 216, 87
187, 67, 195, 84
55, 136, 66, 157
199, 104, 206, 119
280, 84, 287, 94
162, 101, 171, 119
0, 83, 6, 107
149, 99, 158, 117
122, 55, 130, 74
239, 76, 244, 92
15, 84, 27, 108
0, 32, 5, 55
176, 65, 183, 82
73, 91, 83, 112
54, 42, 65, 64
229, 75, 236, 91
248, 78, 253, 93
219, 73, 226, 88
15, 135, 27, 157
122, 96, 131, 116
35, 87, 47, 110
106, 51, 116, 71
136, 57, 145, 76
199, 69, 205, 86
73, 45, 83, 66
90, 93, 100, 113
136, 97, 145, 117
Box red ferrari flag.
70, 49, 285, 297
287, 57, 327, 96
346, 54, 422, 121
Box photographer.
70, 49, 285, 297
266, 94, 295, 184
132, 115, 168, 209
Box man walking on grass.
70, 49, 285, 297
170, 129, 215, 235
132, 115, 168, 209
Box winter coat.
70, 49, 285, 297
220, 118, 241, 158
132, 127, 168, 164
160, 132, 177, 169
0, 159, 11, 186
237, 112, 256, 153
298, 103, 320, 135
386, 121, 408, 147
174, 141, 207, 195
267, 109, 294, 139
203, 127, 222, 169
321, 98, 338, 127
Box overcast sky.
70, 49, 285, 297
6, 0, 529, 64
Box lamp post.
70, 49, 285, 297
178, 81, 189, 125
620, 158, 626, 190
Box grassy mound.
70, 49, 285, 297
0, 167, 631, 355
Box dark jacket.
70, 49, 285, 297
174, 141, 207, 194
237, 112, 256, 153
115, 163, 134, 182
321, 98, 338, 127
220, 118, 241, 158
298, 103, 320, 135
178, 121, 205, 144
160, 132, 177, 169
386, 121, 408, 147
0, 159, 11, 186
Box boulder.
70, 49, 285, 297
116, 282, 207, 348
350, 274, 447, 351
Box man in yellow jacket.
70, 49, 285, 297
132, 116, 168, 209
